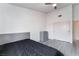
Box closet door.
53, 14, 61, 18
53, 21, 72, 42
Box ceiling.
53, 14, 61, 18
10, 3, 72, 13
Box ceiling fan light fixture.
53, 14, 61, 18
52, 4, 57, 7
44, 3, 53, 5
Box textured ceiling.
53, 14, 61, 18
10, 3, 72, 13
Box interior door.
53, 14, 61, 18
53, 21, 72, 42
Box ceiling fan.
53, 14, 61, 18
44, 3, 57, 10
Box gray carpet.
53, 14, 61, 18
41, 39, 79, 56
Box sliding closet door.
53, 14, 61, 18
53, 21, 72, 43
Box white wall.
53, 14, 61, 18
0, 3, 73, 44
0, 3, 46, 43
74, 4, 79, 21
46, 5, 72, 43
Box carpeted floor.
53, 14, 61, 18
41, 39, 79, 56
